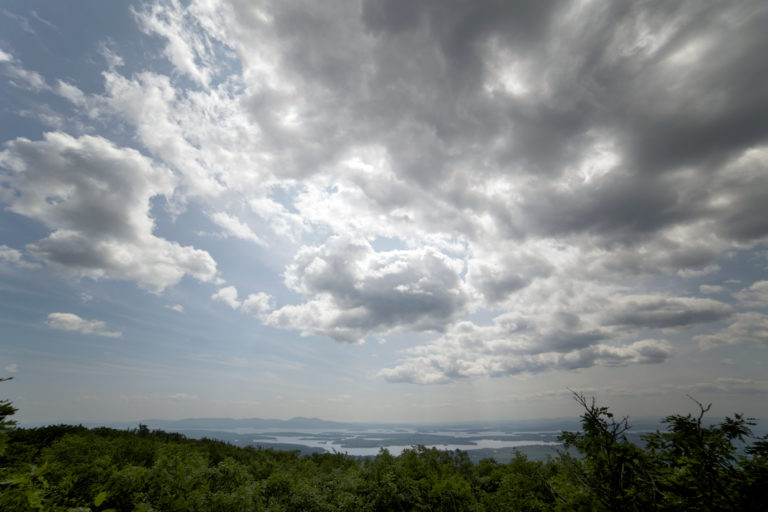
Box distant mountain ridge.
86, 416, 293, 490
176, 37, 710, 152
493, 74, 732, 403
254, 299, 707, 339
127, 415, 746, 435
23, 416, 631, 432
139, 416, 355, 430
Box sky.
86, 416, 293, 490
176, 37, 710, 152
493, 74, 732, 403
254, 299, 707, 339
1, 0, 768, 425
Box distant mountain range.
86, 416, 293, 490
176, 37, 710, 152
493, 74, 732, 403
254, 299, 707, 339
139, 416, 355, 430
25, 415, 673, 432
132, 416, 595, 432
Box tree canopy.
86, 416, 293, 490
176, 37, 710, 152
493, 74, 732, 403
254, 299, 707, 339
1, 383, 766, 511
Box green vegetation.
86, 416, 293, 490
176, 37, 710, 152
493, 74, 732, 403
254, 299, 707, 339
2, 386, 767, 511
0, 377, 18, 457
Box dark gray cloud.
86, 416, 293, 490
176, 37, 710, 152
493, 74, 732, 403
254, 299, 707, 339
362, 0, 563, 97
620, 4, 768, 174
605, 296, 733, 329
467, 252, 552, 304
231, 0, 768, 253
539, 329, 607, 354
524, 173, 692, 241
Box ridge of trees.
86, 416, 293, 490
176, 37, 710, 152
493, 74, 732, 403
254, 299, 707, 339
1, 384, 767, 511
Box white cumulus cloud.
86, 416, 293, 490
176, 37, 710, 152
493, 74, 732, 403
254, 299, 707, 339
0, 132, 218, 292
265, 236, 470, 343
46, 312, 122, 338
211, 285, 241, 309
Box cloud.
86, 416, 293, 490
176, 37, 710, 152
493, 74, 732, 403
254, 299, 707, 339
212, 285, 274, 319
97, 70, 263, 199
4, 363, 17, 373
168, 392, 198, 400
54, 80, 86, 106
1, 58, 48, 91
98, 39, 125, 69
210, 211, 264, 245
121, 392, 199, 402
678, 265, 721, 279
699, 285, 725, 295
378, 301, 677, 384
166, 304, 184, 313
265, 236, 469, 343
4, 0, 768, 386
379, 330, 673, 385
352, 0, 768, 249
2, 9, 35, 35
211, 285, 241, 309
77, 0, 768, 337
604, 295, 733, 330
467, 250, 552, 304
682, 377, 768, 395
733, 280, 768, 307
46, 312, 122, 338
133, 0, 216, 86
0, 132, 218, 292
0, 245, 41, 269
30, 10, 57, 31
241, 292, 273, 317
695, 313, 768, 349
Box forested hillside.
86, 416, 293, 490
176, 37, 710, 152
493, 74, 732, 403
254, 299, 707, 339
2, 389, 767, 511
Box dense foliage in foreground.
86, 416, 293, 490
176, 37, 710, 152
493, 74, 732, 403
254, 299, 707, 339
1, 391, 767, 511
